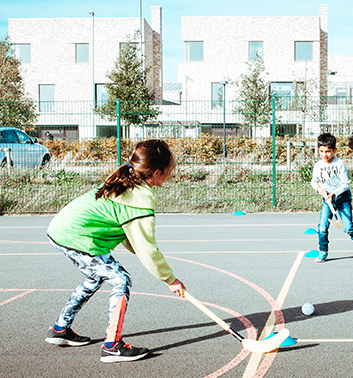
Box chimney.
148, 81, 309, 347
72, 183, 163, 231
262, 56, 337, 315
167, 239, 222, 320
151, 6, 162, 36
319, 4, 328, 33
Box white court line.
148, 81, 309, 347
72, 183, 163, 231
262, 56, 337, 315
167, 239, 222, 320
2, 238, 351, 245
0, 253, 62, 256
157, 224, 316, 227
243, 251, 304, 378
2, 250, 353, 256
156, 238, 349, 242
0, 224, 317, 229
297, 339, 353, 343
0, 240, 49, 244
0, 226, 48, 228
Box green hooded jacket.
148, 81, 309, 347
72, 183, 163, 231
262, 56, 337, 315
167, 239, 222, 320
47, 182, 175, 284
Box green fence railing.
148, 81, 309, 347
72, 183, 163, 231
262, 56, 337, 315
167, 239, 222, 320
1, 97, 353, 213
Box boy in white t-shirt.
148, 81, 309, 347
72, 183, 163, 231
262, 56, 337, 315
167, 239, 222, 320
311, 133, 353, 262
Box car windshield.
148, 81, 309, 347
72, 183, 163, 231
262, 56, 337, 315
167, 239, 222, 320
15, 130, 32, 144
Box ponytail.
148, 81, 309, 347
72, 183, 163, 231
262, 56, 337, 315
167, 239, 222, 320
95, 163, 142, 200
96, 139, 174, 200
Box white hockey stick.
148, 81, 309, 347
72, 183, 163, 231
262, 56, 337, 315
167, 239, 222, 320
317, 181, 342, 228
183, 290, 289, 353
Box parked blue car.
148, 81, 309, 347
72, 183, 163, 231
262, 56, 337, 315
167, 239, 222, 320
0, 127, 51, 169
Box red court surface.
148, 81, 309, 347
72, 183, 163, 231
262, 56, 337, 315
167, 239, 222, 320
1, 213, 353, 377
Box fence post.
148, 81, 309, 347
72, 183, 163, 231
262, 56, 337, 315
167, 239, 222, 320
272, 94, 276, 208
315, 142, 318, 158
1, 147, 12, 175
286, 140, 291, 171
117, 99, 121, 166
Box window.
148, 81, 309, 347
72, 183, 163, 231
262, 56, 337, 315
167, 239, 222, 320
75, 43, 89, 63
0, 129, 19, 144
249, 41, 263, 61
185, 41, 203, 61
271, 82, 296, 109
337, 88, 347, 105
14, 130, 32, 144
295, 42, 313, 61
13, 44, 31, 63
95, 84, 108, 105
211, 83, 223, 109
271, 82, 295, 96
39, 84, 55, 112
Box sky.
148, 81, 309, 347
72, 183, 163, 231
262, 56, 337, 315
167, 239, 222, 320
1, 0, 352, 82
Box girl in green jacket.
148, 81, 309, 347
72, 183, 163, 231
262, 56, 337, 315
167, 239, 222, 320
45, 139, 186, 363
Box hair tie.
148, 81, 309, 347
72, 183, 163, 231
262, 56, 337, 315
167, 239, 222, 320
126, 162, 132, 168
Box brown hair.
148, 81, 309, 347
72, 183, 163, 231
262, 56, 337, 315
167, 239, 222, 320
96, 139, 175, 200
318, 133, 336, 150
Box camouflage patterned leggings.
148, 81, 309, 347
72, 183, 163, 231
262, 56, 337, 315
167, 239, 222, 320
49, 238, 132, 342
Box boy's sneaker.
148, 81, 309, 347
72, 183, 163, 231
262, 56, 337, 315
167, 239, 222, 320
45, 327, 91, 346
100, 339, 149, 363
315, 251, 328, 263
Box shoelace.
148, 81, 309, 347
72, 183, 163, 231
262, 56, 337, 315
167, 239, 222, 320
102, 340, 133, 350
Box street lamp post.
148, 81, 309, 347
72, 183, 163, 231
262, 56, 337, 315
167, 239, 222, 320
139, 0, 143, 60
88, 11, 95, 105
220, 80, 228, 160
88, 11, 95, 137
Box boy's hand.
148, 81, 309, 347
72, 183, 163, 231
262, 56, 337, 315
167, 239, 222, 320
317, 187, 327, 198
325, 192, 335, 204
168, 278, 186, 297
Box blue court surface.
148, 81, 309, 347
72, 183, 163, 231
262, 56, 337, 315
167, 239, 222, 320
1, 213, 353, 377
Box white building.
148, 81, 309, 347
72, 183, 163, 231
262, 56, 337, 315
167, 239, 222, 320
327, 55, 353, 99
8, 4, 353, 140
324, 55, 353, 134
8, 7, 163, 139
178, 5, 328, 103
157, 4, 329, 138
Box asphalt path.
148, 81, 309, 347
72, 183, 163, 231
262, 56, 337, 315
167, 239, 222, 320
1, 212, 353, 377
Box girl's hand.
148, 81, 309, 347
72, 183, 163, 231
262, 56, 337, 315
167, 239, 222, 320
168, 278, 186, 297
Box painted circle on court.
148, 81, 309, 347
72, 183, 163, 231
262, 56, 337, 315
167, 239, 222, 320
164, 256, 285, 377
133, 291, 253, 377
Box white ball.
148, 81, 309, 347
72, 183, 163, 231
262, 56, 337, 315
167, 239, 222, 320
302, 303, 315, 315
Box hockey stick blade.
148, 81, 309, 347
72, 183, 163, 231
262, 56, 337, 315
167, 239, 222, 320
183, 290, 290, 353
240, 328, 290, 353
329, 217, 342, 228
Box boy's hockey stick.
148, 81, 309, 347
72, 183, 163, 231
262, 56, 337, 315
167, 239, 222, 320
183, 290, 290, 353
317, 181, 342, 228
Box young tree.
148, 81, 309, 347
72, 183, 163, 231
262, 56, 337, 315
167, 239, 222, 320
235, 58, 272, 132
95, 35, 159, 126
290, 65, 325, 137
0, 35, 38, 133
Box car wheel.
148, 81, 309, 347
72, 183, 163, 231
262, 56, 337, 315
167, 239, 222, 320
41, 154, 51, 168
1, 158, 14, 169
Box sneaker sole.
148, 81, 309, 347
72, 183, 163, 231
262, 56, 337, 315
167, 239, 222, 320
45, 337, 91, 346
315, 259, 326, 263
100, 351, 149, 363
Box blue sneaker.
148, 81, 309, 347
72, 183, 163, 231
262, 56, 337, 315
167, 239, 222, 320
315, 251, 328, 263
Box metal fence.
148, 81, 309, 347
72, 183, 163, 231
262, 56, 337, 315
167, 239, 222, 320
1, 96, 353, 214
